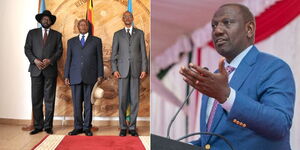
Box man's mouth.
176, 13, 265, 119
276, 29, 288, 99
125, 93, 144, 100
215, 38, 227, 46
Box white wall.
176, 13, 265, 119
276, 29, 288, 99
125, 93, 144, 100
0, 0, 38, 119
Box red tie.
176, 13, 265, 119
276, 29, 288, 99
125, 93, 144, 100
43, 30, 48, 45
207, 65, 235, 131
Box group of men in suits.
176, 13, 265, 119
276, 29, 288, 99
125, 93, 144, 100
180, 3, 295, 150
25, 10, 147, 137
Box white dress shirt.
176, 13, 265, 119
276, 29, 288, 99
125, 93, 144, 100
125, 26, 133, 35
42, 28, 49, 38
79, 32, 89, 42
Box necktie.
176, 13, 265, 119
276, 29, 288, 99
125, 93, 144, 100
81, 35, 85, 46
43, 30, 48, 45
127, 29, 131, 39
207, 65, 235, 131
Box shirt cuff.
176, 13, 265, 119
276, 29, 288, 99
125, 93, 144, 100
221, 87, 236, 112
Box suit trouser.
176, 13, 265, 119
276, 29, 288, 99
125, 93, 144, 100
71, 83, 93, 130
118, 73, 140, 130
31, 74, 56, 130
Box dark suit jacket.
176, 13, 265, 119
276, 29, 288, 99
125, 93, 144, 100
192, 46, 295, 150
64, 35, 104, 85
111, 28, 148, 78
25, 28, 63, 78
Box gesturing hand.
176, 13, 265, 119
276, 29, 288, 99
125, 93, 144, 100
179, 58, 230, 103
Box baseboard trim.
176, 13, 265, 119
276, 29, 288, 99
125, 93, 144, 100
0, 117, 150, 127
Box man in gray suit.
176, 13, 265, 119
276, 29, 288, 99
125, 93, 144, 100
111, 11, 148, 137
25, 10, 63, 135
64, 19, 104, 136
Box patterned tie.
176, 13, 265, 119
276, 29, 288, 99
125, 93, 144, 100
80, 35, 85, 46
207, 65, 235, 131
127, 29, 131, 39
43, 29, 48, 45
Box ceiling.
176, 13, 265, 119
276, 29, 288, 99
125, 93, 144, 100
151, 0, 243, 58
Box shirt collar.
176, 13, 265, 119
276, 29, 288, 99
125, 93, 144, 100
42, 27, 49, 32
80, 32, 89, 39
125, 26, 133, 34
225, 45, 253, 68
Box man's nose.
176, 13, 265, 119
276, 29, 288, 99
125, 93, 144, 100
213, 25, 224, 36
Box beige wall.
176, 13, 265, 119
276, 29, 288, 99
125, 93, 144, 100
0, 0, 38, 119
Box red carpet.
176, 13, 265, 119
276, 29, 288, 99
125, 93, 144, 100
33, 135, 148, 150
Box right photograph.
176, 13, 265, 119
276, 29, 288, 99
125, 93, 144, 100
151, 0, 300, 150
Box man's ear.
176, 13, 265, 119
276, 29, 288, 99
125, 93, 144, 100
246, 21, 255, 39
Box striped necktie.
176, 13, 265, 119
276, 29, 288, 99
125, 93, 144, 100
207, 65, 235, 131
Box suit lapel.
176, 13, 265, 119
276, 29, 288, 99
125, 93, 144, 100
200, 95, 210, 145
83, 35, 92, 48
230, 46, 258, 91
38, 28, 43, 47
121, 29, 130, 43
44, 29, 53, 47
130, 28, 137, 44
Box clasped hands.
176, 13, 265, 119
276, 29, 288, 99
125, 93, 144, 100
179, 58, 230, 104
34, 58, 51, 70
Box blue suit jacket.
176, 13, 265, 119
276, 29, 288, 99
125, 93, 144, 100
191, 46, 295, 150
64, 35, 104, 85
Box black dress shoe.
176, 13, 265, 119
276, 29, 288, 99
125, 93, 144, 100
30, 129, 43, 135
45, 128, 53, 134
129, 130, 139, 136
68, 129, 83, 135
119, 129, 127, 137
84, 129, 93, 136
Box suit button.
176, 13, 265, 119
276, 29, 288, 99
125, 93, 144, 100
205, 144, 210, 150
81, 63, 83, 65
233, 119, 237, 123
239, 122, 243, 126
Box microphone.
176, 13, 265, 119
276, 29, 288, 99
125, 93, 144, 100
166, 67, 209, 139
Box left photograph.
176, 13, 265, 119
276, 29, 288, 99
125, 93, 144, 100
0, 0, 150, 149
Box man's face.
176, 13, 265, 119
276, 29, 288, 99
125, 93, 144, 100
211, 6, 249, 61
41, 16, 52, 29
122, 12, 133, 26
78, 20, 89, 34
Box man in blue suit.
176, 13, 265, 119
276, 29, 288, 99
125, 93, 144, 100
64, 19, 104, 136
180, 3, 295, 150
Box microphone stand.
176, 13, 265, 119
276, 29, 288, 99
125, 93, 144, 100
166, 88, 195, 139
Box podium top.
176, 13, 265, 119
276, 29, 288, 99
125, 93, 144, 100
151, 134, 201, 150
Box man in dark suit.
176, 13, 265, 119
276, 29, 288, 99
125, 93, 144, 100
64, 19, 104, 136
180, 4, 295, 150
25, 10, 63, 135
111, 11, 148, 137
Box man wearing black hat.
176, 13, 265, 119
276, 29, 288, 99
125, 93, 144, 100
25, 10, 63, 135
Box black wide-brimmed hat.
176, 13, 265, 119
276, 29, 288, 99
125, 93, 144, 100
35, 10, 56, 25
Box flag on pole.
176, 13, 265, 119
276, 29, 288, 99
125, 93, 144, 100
126, 0, 133, 123
86, 0, 94, 35
38, 0, 46, 27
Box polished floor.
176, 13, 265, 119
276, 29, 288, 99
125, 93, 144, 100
0, 124, 150, 150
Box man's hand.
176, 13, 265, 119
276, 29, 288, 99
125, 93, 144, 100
97, 77, 104, 83
65, 78, 70, 86
179, 58, 230, 103
42, 59, 51, 69
34, 59, 45, 70
140, 72, 147, 79
114, 71, 121, 79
